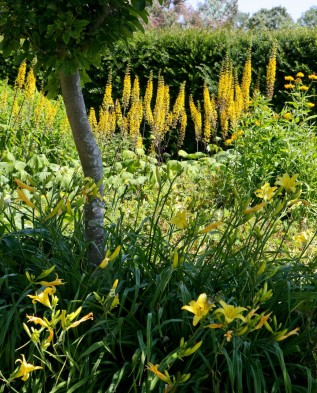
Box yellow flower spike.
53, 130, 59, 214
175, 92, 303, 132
224, 330, 234, 342
37, 274, 65, 287
284, 76, 294, 81
243, 202, 266, 214
215, 300, 247, 324
15, 61, 27, 89
275, 173, 300, 193
199, 221, 222, 234
275, 327, 300, 341
296, 72, 304, 78
27, 287, 55, 308
181, 293, 215, 326
17, 188, 36, 209
14, 178, 36, 192
65, 312, 93, 331
146, 363, 170, 383
10, 354, 42, 382
255, 183, 277, 202
170, 210, 188, 229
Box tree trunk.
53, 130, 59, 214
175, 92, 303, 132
59, 70, 104, 265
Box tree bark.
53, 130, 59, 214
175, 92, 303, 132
59, 70, 104, 265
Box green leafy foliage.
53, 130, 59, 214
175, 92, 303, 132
1, 57, 317, 391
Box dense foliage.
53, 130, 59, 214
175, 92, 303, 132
1, 58, 317, 392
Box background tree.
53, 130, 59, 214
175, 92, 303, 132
146, 0, 202, 28
198, 0, 238, 28
297, 6, 317, 27
247, 6, 294, 30
233, 11, 250, 30
0, 0, 157, 265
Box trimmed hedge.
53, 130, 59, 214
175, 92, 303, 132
83, 27, 317, 111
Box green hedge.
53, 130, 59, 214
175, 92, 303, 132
83, 27, 317, 111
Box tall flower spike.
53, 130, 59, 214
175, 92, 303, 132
266, 41, 277, 100
15, 61, 27, 89
24, 68, 36, 100
241, 47, 252, 108
122, 66, 131, 109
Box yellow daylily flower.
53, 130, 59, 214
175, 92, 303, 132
10, 355, 42, 381
26, 315, 50, 329
275, 173, 299, 193
243, 202, 266, 214
146, 363, 170, 383
199, 221, 222, 234
255, 183, 277, 202
215, 300, 247, 324
170, 210, 188, 229
37, 274, 65, 287
181, 293, 215, 326
27, 287, 55, 308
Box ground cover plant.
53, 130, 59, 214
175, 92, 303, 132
1, 49, 317, 393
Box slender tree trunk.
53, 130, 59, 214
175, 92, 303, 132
59, 70, 104, 265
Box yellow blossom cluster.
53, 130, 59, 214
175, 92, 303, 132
266, 41, 277, 100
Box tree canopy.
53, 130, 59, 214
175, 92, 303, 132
0, 0, 153, 92
297, 6, 317, 27
247, 6, 293, 30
